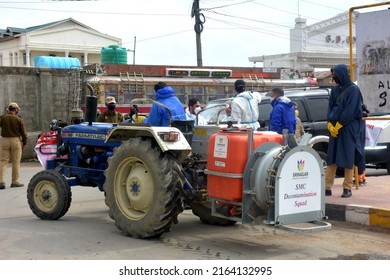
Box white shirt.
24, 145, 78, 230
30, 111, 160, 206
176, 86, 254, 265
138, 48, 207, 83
185, 107, 207, 125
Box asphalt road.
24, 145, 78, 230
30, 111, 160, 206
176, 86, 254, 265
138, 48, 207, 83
0, 161, 389, 260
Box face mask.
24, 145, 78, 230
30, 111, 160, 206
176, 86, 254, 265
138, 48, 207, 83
107, 104, 116, 111
194, 107, 202, 114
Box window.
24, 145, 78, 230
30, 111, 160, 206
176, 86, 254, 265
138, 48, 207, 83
187, 86, 204, 104
207, 86, 226, 103
294, 100, 307, 122
104, 84, 119, 104
258, 99, 273, 128
306, 98, 329, 122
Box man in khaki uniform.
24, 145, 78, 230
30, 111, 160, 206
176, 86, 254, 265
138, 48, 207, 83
97, 96, 124, 123
0, 102, 28, 189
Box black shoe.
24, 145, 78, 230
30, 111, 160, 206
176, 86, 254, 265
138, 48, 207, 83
341, 188, 352, 198
325, 189, 332, 196
0, 183, 5, 190
10, 183, 24, 188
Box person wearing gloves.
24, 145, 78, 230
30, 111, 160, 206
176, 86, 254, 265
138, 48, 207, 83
269, 87, 296, 135
142, 82, 186, 126
185, 98, 207, 125
230, 79, 262, 130
325, 64, 365, 198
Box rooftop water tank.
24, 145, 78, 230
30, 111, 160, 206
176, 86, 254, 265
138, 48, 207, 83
101, 45, 127, 65
34, 56, 81, 69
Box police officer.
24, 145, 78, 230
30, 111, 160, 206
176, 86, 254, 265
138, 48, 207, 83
97, 96, 124, 123
0, 102, 28, 189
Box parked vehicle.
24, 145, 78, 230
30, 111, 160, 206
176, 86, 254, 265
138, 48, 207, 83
364, 115, 390, 174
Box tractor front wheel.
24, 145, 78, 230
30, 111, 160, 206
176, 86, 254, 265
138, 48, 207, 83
27, 170, 72, 220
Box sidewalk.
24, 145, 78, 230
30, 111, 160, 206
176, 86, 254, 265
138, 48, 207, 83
325, 171, 390, 230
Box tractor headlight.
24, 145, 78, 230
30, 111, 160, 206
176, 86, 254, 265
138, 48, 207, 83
158, 131, 180, 142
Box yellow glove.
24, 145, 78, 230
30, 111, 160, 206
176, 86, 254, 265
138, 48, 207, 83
335, 122, 343, 132
327, 122, 338, 138
327, 122, 333, 132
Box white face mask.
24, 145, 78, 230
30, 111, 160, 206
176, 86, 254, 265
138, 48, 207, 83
194, 107, 202, 114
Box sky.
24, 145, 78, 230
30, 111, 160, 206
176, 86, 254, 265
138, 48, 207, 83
0, 0, 389, 67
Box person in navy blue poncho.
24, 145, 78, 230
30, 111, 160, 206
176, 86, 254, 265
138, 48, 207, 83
325, 64, 365, 198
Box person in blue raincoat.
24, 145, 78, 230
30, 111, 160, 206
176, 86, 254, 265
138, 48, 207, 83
269, 87, 296, 135
142, 82, 186, 126
325, 64, 365, 198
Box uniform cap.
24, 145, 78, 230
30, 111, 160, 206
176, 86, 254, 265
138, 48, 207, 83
8, 102, 20, 109
105, 96, 116, 104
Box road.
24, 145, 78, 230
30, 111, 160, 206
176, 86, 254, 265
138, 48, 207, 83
0, 161, 389, 260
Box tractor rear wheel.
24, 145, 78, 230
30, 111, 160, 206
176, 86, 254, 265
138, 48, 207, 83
27, 170, 72, 220
104, 138, 183, 238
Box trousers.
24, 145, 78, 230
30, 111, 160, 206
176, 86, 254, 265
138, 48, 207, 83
0, 137, 22, 184
325, 163, 353, 191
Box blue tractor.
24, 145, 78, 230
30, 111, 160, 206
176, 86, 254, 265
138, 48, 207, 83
27, 85, 192, 238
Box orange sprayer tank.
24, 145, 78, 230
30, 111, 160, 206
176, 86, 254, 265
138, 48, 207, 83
207, 130, 283, 202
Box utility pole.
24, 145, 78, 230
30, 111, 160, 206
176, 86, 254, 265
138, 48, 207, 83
192, 0, 205, 66
127, 36, 136, 65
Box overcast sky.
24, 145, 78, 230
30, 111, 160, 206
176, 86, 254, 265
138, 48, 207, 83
0, 0, 388, 67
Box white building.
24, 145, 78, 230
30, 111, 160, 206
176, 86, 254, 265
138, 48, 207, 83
0, 18, 122, 67
248, 12, 357, 71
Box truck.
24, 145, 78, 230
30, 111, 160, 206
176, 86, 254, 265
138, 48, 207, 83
28, 85, 329, 238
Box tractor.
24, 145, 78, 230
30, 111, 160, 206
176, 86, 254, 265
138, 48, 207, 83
28, 85, 328, 238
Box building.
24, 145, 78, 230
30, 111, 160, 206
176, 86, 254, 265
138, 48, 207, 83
0, 18, 122, 67
248, 12, 357, 71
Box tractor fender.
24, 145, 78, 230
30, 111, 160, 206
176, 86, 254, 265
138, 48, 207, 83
105, 125, 192, 162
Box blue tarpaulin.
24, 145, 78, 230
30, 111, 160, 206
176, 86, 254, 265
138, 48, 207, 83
34, 56, 81, 69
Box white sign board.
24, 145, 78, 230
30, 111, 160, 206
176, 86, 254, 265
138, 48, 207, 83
276, 150, 322, 216
356, 9, 390, 114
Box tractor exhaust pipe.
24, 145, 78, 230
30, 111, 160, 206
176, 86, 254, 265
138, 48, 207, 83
85, 84, 98, 126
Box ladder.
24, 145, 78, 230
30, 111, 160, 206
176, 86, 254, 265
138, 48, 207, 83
243, 74, 265, 91
120, 72, 146, 97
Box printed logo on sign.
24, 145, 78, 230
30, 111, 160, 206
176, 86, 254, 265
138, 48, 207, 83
293, 159, 308, 178
297, 159, 305, 172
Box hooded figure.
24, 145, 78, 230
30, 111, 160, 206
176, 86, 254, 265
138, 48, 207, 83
269, 87, 296, 134
325, 64, 365, 198
142, 83, 186, 126
230, 79, 262, 130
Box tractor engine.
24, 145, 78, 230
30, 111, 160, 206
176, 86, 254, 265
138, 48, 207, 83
53, 122, 121, 190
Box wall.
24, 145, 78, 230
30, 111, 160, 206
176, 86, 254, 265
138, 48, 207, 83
0, 66, 78, 159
